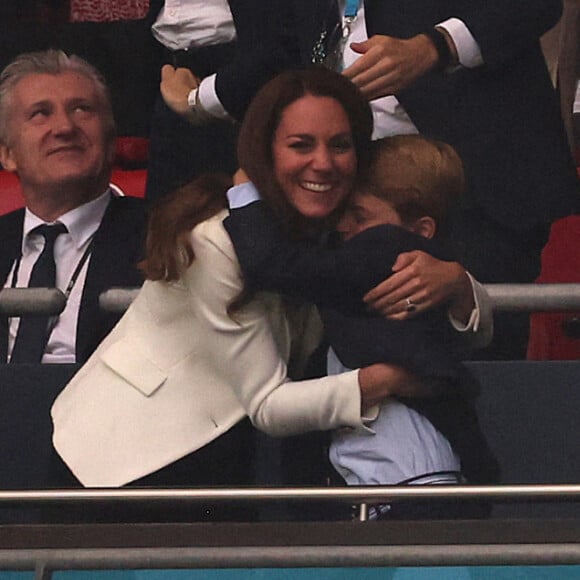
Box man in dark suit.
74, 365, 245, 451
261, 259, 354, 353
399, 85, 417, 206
145, 0, 307, 202
0, 49, 147, 364
336, 0, 580, 357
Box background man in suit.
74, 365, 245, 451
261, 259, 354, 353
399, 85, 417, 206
541, 0, 580, 152
336, 0, 580, 358
145, 0, 307, 202
0, 49, 147, 364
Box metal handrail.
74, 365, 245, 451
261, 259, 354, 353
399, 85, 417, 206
485, 283, 580, 312
99, 287, 139, 312
3, 483, 580, 505
3, 486, 580, 571
2, 284, 580, 315
100, 284, 580, 314
0, 288, 66, 316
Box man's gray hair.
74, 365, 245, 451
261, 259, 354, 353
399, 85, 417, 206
0, 49, 115, 145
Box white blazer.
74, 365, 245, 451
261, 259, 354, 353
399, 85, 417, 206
51, 210, 362, 487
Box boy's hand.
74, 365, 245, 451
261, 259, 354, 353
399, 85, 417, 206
233, 169, 250, 185
359, 363, 432, 410
363, 250, 472, 321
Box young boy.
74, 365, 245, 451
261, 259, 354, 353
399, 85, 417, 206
225, 135, 498, 516
326, 135, 487, 517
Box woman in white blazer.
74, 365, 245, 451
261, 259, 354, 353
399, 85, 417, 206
51, 70, 403, 492
51, 68, 491, 502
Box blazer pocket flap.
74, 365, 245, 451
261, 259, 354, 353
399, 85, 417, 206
101, 341, 167, 397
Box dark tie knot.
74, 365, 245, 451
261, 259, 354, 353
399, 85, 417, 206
33, 223, 68, 246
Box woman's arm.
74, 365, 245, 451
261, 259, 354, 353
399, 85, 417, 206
190, 212, 412, 437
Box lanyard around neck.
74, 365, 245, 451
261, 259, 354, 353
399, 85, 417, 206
344, 0, 359, 19
10, 234, 95, 303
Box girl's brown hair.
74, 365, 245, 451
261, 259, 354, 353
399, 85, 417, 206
237, 66, 373, 236
140, 173, 231, 281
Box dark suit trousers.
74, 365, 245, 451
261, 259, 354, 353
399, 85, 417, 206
144, 96, 239, 202
447, 208, 551, 360
45, 418, 256, 523
144, 43, 240, 202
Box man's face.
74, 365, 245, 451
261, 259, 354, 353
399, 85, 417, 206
0, 71, 113, 200
336, 192, 403, 241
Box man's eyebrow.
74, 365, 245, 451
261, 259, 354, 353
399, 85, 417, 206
68, 96, 95, 104
24, 98, 52, 111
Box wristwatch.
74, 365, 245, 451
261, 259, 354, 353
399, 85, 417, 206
187, 87, 201, 110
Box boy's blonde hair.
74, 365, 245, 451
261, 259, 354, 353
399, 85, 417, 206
359, 135, 465, 238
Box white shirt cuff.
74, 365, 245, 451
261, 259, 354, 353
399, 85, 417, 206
437, 18, 484, 68
227, 182, 261, 208
448, 271, 481, 332
197, 74, 232, 121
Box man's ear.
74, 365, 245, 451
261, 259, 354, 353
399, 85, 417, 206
410, 216, 437, 239
0, 144, 17, 173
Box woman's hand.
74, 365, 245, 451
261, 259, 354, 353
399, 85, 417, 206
363, 250, 474, 324
358, 363, 432, 410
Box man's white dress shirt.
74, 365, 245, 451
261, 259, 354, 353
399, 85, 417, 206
5, 190, 111, 364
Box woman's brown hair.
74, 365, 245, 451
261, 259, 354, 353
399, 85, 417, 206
237, 66, 373, 236
140, 173, 231, 281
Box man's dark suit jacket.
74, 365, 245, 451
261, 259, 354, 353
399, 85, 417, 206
148, 0, 306, 120
224, 200, 500, 485
293, 0, 579, 358
361, 0, 579, 234
299, 0, 579, 232
145, 0, 308, 201
0, 195, 147, 364
292, 0, 579, 285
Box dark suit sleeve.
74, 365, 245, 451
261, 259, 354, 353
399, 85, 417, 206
224, 199, 466, 379
224, 200, 448, 313
365, 0, 561, 69
322, 306, 464, 380
214, 0, 304, 120
452, 0, 562, 67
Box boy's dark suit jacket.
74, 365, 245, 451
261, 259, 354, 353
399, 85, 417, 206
225, 200, 500, 485
0, 195, 147, 364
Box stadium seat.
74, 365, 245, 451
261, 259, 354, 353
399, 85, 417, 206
528, 214, 580, 359
0, 137, 149, 215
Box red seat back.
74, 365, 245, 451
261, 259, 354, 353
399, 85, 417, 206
528, 215, 580, 360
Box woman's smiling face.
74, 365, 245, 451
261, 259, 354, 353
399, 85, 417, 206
272, 94, 357, 219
